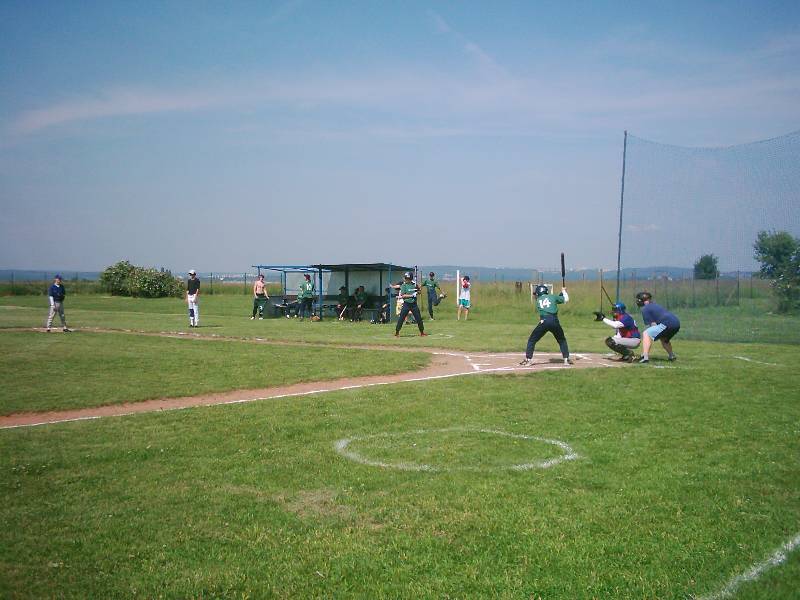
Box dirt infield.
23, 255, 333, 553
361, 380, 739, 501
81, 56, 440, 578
0, 329, 624, 429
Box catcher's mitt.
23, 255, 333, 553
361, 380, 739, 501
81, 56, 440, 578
310, 315, 321, 322
592, 311, 605, 322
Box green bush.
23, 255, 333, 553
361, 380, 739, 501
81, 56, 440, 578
100, 261, 136, 295
754, 230, 800, 312
100, 261, 183, 298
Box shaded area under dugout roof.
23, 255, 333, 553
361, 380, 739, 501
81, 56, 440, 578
251, 263, 415, 318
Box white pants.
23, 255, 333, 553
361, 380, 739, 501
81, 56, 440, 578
187, 294, 199, 325
47, 301, 66, 328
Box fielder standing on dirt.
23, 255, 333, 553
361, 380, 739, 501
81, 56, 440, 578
45, 274, 71, 332
394, 271, 427, 337
187, 269, 200, 327
520, 284, 571, 366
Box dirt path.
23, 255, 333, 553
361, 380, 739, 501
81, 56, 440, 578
1, 328, 623, 429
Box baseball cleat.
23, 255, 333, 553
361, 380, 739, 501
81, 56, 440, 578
63, 328, 72, 332
518, 358, 532, 366
622, 354, 635, 363
639, 357, 649, 364
564, 358, 573, 365
668, 354, 677, 362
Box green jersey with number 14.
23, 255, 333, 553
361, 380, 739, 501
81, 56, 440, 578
536, 293, 564, 317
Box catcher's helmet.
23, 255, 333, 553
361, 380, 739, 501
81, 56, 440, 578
403, 271, 413, 279
612, 302, 627, 313
534, 284, 549, 297
635, 292, 652, 307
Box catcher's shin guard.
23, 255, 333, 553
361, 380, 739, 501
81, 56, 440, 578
605, 336, 627, 355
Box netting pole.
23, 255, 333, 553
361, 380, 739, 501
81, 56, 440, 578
736, 271, 740, 306
599, 269, 604, 312
615, 130, 628, 303
715, 276, 720, 306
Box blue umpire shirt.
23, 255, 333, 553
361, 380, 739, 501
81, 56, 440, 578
642, 302, 679, 328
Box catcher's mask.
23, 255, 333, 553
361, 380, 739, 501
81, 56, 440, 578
635, 292, 651, 307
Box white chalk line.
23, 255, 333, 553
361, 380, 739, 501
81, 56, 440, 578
1, 357, 591, 430
333, 427, 580, 472
706, 355, 782, 367
695, 532, 800, 600
0, 361, 571, 430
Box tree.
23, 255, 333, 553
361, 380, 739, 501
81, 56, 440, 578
693, 254, 719, 280
100, 261, 183, 298
753, 230, 800, 312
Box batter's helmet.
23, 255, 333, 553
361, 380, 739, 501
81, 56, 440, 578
612, 302, 627, 313
403, 271, 413, 279
534, 284, 549, 297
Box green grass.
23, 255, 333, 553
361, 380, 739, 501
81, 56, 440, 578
3, 282, 798, 349
1, 341, 798, 598
0, 331, 429, 415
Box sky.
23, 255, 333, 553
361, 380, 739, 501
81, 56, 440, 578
1, 0, 799, 272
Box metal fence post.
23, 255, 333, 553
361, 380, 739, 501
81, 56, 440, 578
736, 271, 740, 306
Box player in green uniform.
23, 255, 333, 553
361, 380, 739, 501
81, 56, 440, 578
394, 272, 427, 337
519, 284, 572, 366
297, 274, 316, 320
421, 272, 446, 319
335, 286, 351, 320
353, 286, 368, 321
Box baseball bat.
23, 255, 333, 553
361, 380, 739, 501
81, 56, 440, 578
601, 284, 614, 306
560, 253, 566, 288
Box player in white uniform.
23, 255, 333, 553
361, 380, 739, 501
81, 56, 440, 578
457, 275, 471, 320
187, 270, 200, 327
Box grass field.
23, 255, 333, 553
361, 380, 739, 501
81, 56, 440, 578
1, 292, 799, 598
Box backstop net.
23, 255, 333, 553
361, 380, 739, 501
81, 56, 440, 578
618, 130, 800, 344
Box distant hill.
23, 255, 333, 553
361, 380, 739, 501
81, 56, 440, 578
1, 266, 752, 283
421, 265, 750, 282
0, 269, 101, 281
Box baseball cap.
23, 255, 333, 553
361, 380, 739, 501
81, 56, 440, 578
188, 269, 196, 275
54, 274, 62, 279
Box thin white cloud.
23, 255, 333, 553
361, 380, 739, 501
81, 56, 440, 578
7, 29, 800, 138
427, 10, 507, 77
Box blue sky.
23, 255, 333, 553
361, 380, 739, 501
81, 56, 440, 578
2, 1, 799, 272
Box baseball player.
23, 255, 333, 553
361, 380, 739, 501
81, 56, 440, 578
186, 270, 200, 327
593, 302, 640, 362
297, 274, 315, 320
519, 284, 571, 366
45, 274, 71, 332
421, 272, 446, 319
353, 286, 367, 322
457, 275, 471, 321
394, 271, 427, 337
636, 291, 680, 363
251, 274, 269, 320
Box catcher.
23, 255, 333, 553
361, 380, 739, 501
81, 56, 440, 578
593, 302, 641, 362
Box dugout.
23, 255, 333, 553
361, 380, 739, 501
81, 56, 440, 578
252, 263, 414, 319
